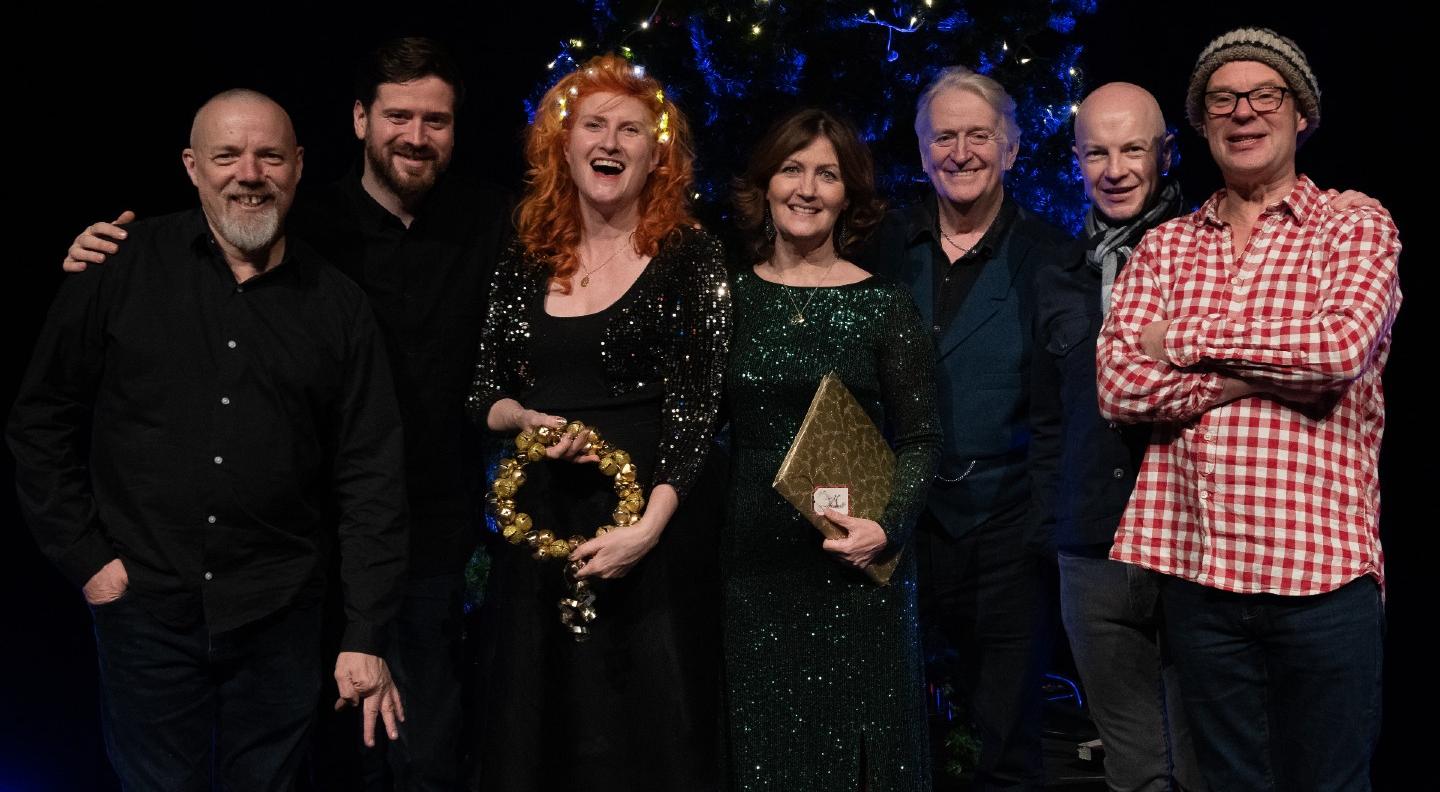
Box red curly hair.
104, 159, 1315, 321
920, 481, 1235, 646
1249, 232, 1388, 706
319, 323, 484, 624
515, 54, 698, 292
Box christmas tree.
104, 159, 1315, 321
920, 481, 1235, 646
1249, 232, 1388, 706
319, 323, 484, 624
526, 0, 1095, 232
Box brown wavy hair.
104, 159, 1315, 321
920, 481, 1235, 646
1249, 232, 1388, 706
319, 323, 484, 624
515, 54, 697, 292
732, 108, 885, 264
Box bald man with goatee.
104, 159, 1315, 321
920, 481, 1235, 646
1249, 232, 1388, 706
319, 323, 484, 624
8, 90, 408, 790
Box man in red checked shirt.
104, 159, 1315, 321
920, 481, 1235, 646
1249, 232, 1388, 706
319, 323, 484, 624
1096, 28, 1400, 792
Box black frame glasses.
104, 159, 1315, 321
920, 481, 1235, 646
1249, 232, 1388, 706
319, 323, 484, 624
1204, 86, 1290, 117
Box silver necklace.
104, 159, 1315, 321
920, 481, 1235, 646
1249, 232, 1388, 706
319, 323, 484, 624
938, 226, 973, 255
773, 258, 840, 325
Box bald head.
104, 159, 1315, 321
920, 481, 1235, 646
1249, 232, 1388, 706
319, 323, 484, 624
190, 89, 296, 150
1073, 82, 1173, 222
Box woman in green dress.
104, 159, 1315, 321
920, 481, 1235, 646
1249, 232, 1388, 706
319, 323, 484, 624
723, 108, 941, 791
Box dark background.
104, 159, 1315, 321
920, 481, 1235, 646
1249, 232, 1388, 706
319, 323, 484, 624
6, 2, 1426, 788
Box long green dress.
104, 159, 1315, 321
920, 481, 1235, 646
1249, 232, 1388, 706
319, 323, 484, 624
723, 269, 941, 791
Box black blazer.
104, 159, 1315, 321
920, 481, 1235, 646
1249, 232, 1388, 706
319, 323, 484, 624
862, 197, 1070, 538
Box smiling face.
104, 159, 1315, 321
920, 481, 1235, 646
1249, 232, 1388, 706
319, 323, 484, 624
563, 91, 660, 216
1074, 83, 1172, 223
354, 75, 456, 204
766, 135, 848, 249
183, 94, 303, 255
918, 87, 1017, 209
1203, 60, 1305, 187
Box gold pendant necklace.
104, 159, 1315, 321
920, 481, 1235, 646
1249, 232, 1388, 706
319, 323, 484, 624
774, 258, 840, 325
579, 234, 633, 288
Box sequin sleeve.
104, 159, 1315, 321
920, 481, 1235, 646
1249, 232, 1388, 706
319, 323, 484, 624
465, 248, 533, 431
876, 283, 941, 546
649, 231, 733, 499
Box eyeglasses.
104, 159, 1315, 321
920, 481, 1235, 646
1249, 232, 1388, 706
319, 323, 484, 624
930, 129, 1003, 149
1204, 86, 1290, 117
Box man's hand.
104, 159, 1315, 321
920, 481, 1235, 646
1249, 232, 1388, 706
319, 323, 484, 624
82, 558, 128, 605
1218, 376, 1324, 407
333, 651, 405, 747
820, 510, 889, 569
1327, 189, 1381, 212
1139, 319, 1173, 363
63, 211, 135, 272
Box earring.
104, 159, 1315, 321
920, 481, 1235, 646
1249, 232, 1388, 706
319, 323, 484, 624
763, 206, 776, 243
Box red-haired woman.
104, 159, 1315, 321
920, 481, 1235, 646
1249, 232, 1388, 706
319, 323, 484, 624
466, 55, 730, 791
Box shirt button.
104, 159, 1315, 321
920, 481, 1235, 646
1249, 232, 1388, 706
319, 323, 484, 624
1203, 432, 1214, 441
213, 456, 224, 465
932, 324, 942, 334
204, 572, 213, 581
1112, 468, 1124, 479
220, 396, 231, 405
1108, 421, 1118, 430
207, 515, 217, 524
227, 340, 237, 349
1199, 491, 1209, 500
236, 286, 245, 294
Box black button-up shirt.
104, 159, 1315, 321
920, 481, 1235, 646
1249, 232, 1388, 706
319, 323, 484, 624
895, 195, 1019, 335
8, 209, 407, 653
293, 171, 507, 576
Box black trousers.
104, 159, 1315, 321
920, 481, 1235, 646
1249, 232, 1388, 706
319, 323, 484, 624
917, 508, 1054, 791
92, 595, 324, 792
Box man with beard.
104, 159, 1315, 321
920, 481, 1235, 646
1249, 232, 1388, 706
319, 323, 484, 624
62, 38, 507, 791
10, 89, 408, 790
1097, 29, 1399, 790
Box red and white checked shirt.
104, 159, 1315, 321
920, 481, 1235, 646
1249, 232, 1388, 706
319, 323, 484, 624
1096, 176, 1402, 595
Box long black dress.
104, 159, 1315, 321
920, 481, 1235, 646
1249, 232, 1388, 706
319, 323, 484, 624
466, 229, 731, 792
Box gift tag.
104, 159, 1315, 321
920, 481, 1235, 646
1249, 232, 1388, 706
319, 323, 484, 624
812, 486, 850, 516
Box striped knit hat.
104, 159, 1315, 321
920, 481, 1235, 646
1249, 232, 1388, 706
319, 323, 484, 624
1186, 27, 1320, 141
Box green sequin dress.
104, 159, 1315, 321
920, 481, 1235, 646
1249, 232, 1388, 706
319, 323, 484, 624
723, 270, 941, 791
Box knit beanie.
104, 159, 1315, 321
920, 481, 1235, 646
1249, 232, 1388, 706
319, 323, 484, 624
1186, 27, 1320, 141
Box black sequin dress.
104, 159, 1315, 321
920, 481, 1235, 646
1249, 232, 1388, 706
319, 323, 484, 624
466, 228, 731, 792
722, 270, 940, 791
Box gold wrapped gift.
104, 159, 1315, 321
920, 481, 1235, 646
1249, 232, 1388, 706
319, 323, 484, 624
772, 372, 901, 584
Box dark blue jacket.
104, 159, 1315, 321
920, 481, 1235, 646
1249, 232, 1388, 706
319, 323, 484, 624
1028, 240, 1149, 553
863, 196, 1069, 538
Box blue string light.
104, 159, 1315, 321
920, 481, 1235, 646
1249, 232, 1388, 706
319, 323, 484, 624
518, 1, 1095, 231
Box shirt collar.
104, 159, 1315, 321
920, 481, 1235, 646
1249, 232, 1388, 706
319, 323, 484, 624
1197, 174, 1320, 229
905, 191, 1018, 258
187, 208, 315, 286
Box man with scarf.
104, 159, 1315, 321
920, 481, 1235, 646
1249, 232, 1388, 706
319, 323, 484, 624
1029, 82, 1200, 792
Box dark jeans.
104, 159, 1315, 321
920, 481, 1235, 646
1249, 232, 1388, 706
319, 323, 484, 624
362, 572, 467, 792
918, 509, 1053, 791
91, 593, 324, 792
1058, 553, 1204, 792
1161, 575, 1384, 792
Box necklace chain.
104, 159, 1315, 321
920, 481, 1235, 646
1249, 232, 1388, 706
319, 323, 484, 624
773, 258, 840, 325
579, 234, 633, 288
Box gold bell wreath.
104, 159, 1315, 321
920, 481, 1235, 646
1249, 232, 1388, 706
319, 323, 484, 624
487, 420, 646, 639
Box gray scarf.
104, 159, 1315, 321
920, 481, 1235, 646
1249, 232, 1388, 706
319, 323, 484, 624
1084, 179, 1184, 316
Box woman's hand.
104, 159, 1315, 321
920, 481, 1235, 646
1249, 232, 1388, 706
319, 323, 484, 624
571, 484, 678, 579
487, 399, 598, 462
820, 510, 889, 569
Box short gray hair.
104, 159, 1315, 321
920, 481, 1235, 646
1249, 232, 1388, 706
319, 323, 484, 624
914, 66, 1020, 147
